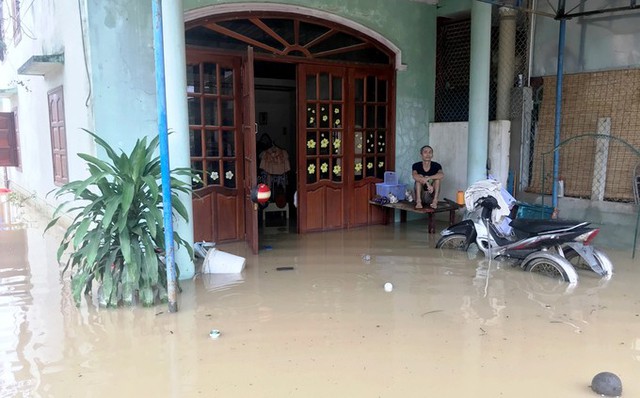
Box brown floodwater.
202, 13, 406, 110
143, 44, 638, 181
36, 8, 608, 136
1, 213, 639, 398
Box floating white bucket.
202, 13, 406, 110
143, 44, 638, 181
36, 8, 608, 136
202, 248, 246, 274
201, 273, 245, 291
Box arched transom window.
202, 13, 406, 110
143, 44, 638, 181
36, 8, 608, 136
186, 15, 394, 65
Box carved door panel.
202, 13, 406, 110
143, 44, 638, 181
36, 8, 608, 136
349, 69, 395, 227
297, 65, 347, 232
187, 52, 244, 244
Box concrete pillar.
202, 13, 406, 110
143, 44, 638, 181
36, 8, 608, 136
592, 117, 611, 201
467, 0, 492, 186
496, 7, 517, 120
162, 0, 194, 279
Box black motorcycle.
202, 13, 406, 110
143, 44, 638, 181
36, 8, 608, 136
436, 195, 613, 284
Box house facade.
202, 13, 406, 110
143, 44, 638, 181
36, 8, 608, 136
1, 0, 639, 277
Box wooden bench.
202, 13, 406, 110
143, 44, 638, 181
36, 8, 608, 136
369, 198, 462, 233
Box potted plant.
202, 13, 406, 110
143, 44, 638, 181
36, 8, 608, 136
46, 130, 193, 307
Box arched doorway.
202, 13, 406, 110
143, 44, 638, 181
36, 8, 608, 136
184, 7, 399, 253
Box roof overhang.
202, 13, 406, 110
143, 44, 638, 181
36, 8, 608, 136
18, 53, 64, 76
0, 87, 18, 98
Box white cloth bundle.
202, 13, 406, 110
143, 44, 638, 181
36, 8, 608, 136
464, 179, 513, 225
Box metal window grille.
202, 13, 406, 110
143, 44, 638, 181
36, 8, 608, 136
435, 7, 531, 124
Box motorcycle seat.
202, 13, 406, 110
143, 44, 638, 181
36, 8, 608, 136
510, 218, 589, 234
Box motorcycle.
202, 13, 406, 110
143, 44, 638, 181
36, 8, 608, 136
436, 194, 613, 284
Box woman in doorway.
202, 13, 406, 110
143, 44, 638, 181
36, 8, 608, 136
412, 145, 444, 209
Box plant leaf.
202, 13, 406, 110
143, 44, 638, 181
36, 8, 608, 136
71, 272, 90, 307
84, 232, 101, 268
101, 197, 120, 228
119, 184, 135, 229
141, 237, 159, 286
44, 217, 61, 233
142, 175, 159, 201
82, 129, 121, 166
170, 194, 189, 222
73, 218, 92, 249
102, 266, 114, 308
56, 240, 70, 263
77, 153, 115, 174
140, 285, 154, 307
122, 283, 135, 306
143, 211, 157, 237
119, 227, 132, 266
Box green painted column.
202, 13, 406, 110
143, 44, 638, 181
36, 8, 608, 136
163, 0, 195, 279
467, 0, 491, 186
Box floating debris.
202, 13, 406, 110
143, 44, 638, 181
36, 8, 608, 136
384, 282, 393, 292
209, 329, 221, 339
420, 310, 443, 317
276, 266, 294, 271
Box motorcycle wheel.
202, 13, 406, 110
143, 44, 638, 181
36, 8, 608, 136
523, 252, 578, 284
563, 246, 613, 277
436, 234, 468, 250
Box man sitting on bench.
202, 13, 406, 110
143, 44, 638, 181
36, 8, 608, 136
411, 145, 445, 210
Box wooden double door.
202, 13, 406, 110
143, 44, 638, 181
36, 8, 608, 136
188, 49, 394, 253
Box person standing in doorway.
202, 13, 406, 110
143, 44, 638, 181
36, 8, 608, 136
412, 145, 444, 209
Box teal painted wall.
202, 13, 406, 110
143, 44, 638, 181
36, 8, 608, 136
184, 0, 438, 185
85, 0, 439, 189
437, 0, 472, 18
86, 0, 157, 152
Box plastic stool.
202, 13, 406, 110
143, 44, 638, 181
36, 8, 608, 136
263, 202, 289, 226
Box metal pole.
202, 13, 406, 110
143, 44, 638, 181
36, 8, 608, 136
527, 0, 537, 87
552, 0, 566, 209
152, 0, 178, 313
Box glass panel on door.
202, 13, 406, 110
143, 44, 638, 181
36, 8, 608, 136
304, 73, 343, 184
353, 75, 389, 181
188, 62, 238, 190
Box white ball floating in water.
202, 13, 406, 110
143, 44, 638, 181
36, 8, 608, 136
591, 372, 622, 397
384, 282, 393, 292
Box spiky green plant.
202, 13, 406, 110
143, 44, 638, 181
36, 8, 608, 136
46, 130, 193, 307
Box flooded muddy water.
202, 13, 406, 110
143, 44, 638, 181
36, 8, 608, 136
1, 215, 639, 397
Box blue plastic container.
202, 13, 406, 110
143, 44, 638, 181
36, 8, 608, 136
376, 183, 406, 200
516, 202, 553, 219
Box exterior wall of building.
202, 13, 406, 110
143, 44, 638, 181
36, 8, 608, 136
527, 5, 640, 204
0, 0, 93, 212
85, 0, 158, 153
436, 0, 472, 18
2, 0, 440, 203
532, 3, 640, 76
183, 0, 438, 186
529, 70, 640, 201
